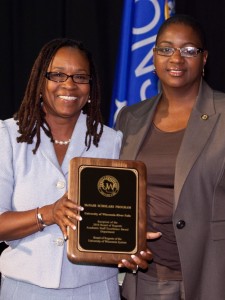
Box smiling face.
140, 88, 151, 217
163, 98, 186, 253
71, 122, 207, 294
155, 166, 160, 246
42, 46, 90, 122
153, 23, 208, 91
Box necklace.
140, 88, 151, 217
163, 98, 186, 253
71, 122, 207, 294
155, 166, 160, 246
54, 139, 71, 145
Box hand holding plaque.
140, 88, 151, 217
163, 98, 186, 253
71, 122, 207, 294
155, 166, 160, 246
67, 157, 147, 265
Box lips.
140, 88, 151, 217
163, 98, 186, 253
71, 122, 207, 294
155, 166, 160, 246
168, 68, 185, 76
58, 95, 78, 101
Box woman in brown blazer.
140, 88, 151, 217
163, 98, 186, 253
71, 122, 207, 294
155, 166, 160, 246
116, 14, 225, 300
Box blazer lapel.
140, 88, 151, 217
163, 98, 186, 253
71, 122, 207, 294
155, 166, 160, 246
61, 113, 88, 175
39, 130, 60, 170
39, 113, 88, 176
174, 81, 219, 210
120, 95, 161, 160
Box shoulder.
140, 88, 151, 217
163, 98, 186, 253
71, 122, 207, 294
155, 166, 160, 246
122, 96, 158, 115
212, 88, 225, 112
0, 119, 18, 171
117, 95, 159, 121
0, 118, 18, 138
87, 124, 122, 159
102, 124, 122, 138
197, 81, 225, 116
100, 124, 123, 146
213, 90, 225, 102
115, 94, 160, 131
202, 80, 225, 104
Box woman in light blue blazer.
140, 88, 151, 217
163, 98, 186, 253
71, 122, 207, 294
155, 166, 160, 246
0, 38, 123, 300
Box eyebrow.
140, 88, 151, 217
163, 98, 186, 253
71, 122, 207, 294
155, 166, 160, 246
49, 67, 88, 73
157, 41, 198, 47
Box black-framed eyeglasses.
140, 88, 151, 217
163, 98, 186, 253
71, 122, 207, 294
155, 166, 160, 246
153, 46, 204, 58
45, 72, 92, 84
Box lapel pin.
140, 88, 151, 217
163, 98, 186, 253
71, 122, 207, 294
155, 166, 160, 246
201, 114, 209, 120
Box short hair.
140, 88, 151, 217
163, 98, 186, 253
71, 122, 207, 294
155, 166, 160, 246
156, 14, 207, 49
15, 38, 103, 154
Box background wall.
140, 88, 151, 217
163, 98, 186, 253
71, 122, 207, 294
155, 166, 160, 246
176, 0, 225, 96
0, 0, 123, 123
0, 0, 225, 253
1, 0, 225, 124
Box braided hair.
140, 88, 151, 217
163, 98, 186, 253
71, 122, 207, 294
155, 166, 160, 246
14, 38, 103, 154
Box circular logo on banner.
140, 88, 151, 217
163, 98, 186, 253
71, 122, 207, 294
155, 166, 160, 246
98, 175, 119, 197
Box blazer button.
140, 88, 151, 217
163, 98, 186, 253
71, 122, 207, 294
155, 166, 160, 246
56, 181, 65, 189
54, 238, 64, 246
176, 220, 186, 229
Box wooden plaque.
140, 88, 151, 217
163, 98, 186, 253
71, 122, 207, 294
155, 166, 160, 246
67, 157, 147, 265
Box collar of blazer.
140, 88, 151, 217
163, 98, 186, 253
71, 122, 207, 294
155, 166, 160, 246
118, 80, 220, 211
117, 94, 161, 160
175, 80, 219, 210
39, 112, 88, 175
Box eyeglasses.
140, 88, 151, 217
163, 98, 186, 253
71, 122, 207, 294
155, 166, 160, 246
153, 46, 204, 58
45, 72, 92, 84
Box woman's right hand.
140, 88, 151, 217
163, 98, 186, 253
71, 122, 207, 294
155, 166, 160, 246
48, 193, 83, 240
0, 193, 83, 242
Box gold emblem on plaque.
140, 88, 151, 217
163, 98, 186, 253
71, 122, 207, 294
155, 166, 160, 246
98, 175, 120, 197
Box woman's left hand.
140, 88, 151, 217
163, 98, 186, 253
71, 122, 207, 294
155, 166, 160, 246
118, 249, 153, 272
118, 231, 162, 272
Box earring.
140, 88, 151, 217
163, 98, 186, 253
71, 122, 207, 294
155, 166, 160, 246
202, 68, 205, 77
40, 93, 43, 99
87, 96, 91, 103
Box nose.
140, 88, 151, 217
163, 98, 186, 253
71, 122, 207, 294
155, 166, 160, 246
63, 76, 77, 88
170, 49, 184, 62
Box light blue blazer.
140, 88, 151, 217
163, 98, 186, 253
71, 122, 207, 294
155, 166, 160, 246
0, 112, 122, 288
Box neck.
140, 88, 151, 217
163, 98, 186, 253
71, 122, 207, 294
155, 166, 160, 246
45, 114, 78, 141
161, 84, 200, 109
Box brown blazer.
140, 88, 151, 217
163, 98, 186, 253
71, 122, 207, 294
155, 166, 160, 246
116, 80, 225, 300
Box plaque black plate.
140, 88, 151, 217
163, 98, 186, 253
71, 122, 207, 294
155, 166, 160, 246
67, 157, 147, 265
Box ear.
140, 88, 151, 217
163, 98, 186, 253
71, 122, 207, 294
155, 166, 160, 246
153, 48, 156, 66
203, 50, 208, 66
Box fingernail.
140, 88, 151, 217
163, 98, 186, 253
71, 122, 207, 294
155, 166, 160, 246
78, 216, 82, 221
131, 255, 136, 259
79, 206, 84, 211
140, 251, 145, 255
72, 225, 76, 230
64, 235, 68, 241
